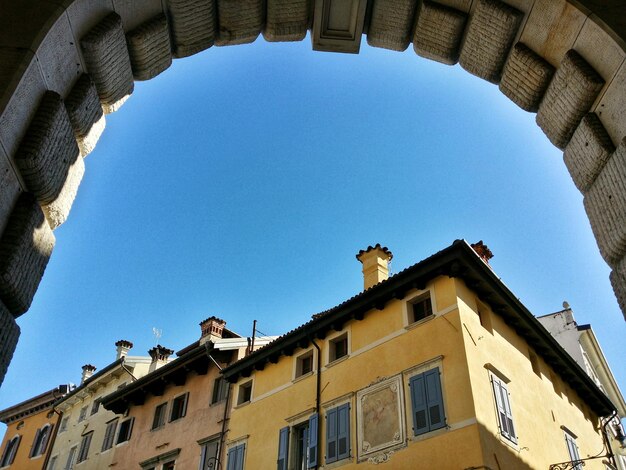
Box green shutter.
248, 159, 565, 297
277, 427, 289, 470
308, 413, 318, 468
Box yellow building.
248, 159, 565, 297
222, 241, 618, 470
0, 385, 70, 470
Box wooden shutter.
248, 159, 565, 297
181, 393, 189, 418
500, 385, 516, 443
226, 446, 237, 470
326, 407, 338, 463
424, 369, 445, 431
308, 413, 318, 468
337, 404, 350, 461
235, 443, 245, 470
277, 427, 289, 470
492, 376, 515, 441
30, 429, 41, 457
410, 374, 429, 435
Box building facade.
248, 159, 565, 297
0, 385, 70, 470
46, 341, 153, 470
221, 242, 618, 470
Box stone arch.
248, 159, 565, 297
0, 0, 625, 385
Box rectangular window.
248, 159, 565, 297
211, 377, 229, 404
279, 414, 317, 470
491, 375, 516, 443
237, 381, 252, 405
162, 462, 175, 470
77, 432, 93, 463
296, 351, 314, 378
90, 400, 100, 415
64, 446, 77, 470
152, 403, 167, 430
409, 367, 446, 436
0, 435, 20, 466
116, 418, 134, 444
59, 417, 68, 433
101, 419, 118, 451
78, 406, 88, 423
47, 455, 58, 470
170, 393, 188, 422
329, 334, 348, 363
410, 293, 433, 323
565, 431, 582, 470
200, 438, 219, 470
326, 403, 350, 464
226, 443, 245, 470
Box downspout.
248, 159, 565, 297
204, 341, 231, 469
310, 337, 321, 469
121, 357, 138, 382
42, 388, 66, 470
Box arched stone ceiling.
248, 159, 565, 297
0, 0, 625, 386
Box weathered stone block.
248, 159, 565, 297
412, 1, 467, 65
81, 12, 134, 114
367, 0, 418, 52
166, 0, 217, 57
0, 146, 21, 238
216, 0, 264, 46
584, 137, 626, 265
459, 0, 523, 83
65, 74, 105, 157
537, 50, 605, 149
0, 193, 55, 316
42, 155, 85, 230
564, 113, 615, 193
499, 42, 554, 112
264, 0, 310, 42
610, 269, 626, 321
14, 92, 80, 207
127, 14, 172, 81
0, 301, 20, 386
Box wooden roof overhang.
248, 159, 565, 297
222, 240, 617, 417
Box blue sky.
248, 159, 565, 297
1, 36, 624, 421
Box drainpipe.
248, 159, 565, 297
42, 387, 66, 470
310, 337, 321, 470
205, 341, 231, 470
121, 357, 138, 382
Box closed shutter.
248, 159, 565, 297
277, 427, 289, 470
102, 420, 118, 451
326, 407, 338, 463
226, 446, 237, 470
337, 404, 350, 461
424, 369, 445, 431
235, 443, 245, 470
227, 444, 245, 470
409, 374, 429, 435
308, 413, 318, 468
30, 429, 41, 457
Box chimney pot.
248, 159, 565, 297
115, 339, 133, 359
81, 364, 97, 384
356, 244, 393, 290
148, 345, 173, 372
470, 241, 493, 264
199, 316, 226, 345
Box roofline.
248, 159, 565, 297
222, 240, 616, 417
0, 386, 66, 423
53, 358, 124, 406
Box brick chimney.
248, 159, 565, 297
470, 240, 493, 265
148, 345, 173, 373
199, 316, 226, 345
115, 339, 133, 359
356, 244, 393, 290
81, 364, 96, 384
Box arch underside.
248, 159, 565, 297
0, 0, 625, 386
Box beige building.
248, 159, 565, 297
47, 341, 154, 470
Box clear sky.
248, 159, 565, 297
1, 35, 624, 424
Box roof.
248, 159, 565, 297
0, 385, 70, 424
222, 240, 616, 417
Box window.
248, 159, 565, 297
169, 393, 188, 422
410, 293, 433, 323
152, 403, 167, 430
329, 334, 348, 363
211, 377, 229, 404
116, 418, 134, 444
491, 375, 516, 443
200, 438, 219, 470
326, 403, 350, 464
90, 400, 100, 415
59, 417, 68, 433
30, 424, 53, 457
277, 414, 318, 470
295, 351, 314, 378
47, 455, 58, 470
409, 368, 446, 436
237, 381, 252, 405
77, 406, 87, 423
162, 462, 175, 470
77, 432, 93, 463
0, 435, 20, 466
564, 431, 582, 470
64, 446, 77, 470
101, 419, 118, 451
226, 443, 245, 470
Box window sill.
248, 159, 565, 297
322, 456, 353, 469
409, 425, 449, 443
151, 425, 165, 432
234, 400, 251, 409
293, 371, 314, 383
326, 355, 349, 368
405, 314, 435, 330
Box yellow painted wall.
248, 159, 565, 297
455, 279, 607, 470
0, 406, 59, 470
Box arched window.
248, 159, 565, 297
29, 424, 52, 458
0, 435, 21, 466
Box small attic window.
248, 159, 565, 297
238, 381, 252, 405
329, 334, 348, 363
296, 351, 314, 378
410, 293, 433, 323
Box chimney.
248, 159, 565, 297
148, 345, 173, 373
356, 244, 393, 290
81, 364, 96, 384
199, 316, 226, 345
470, 240, 493, 265
115, 339, 133, 359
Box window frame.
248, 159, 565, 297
30, 423, 53, 458
237, 381, 253, 406
64, 445, 77, 470
116, 418, 134, 445
58, 417, 68, 434
564, 429, 583, 470
408, 367, 446, 437
169, 393, 189, 423
47, 454, 58, 470
0, 435, 21, 467
276, 413, 318, 470
101, 418, 119, 452
490, 374, 517, 444
211, 377, 229, 405
90, 399, 100, 416
226, 442, 246, 470
327, 331, 349, 365
76, 431, 93, 463
294, 349, 315, 380
199, 437, 220, 470
325, 402, 351, 464
152, 402, 168, 430
403, 288, 437, 327
77, 406, 88, 423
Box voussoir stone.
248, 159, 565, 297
166, 0, 217, 57
367, 0, 419, 52
412, 0, 467, 65
216, 0, 264, 46
264, 0, 310, 42
127, 14, 172, 81
0, 193, 55, 316
0, 301, 20, 386
65, 74, 106, 158
610, 268, 626, 321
